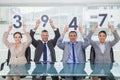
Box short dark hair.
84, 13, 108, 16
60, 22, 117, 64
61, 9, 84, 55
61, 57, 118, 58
69, 31, 77, 36
98, 30, 107, 36
42, 30, 48, 33
13, 32, 22, 38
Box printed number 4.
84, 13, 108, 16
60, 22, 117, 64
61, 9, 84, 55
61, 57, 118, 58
69, 17, 77, 30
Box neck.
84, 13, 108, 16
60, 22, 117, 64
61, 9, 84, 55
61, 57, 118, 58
70, 41, 75, 43
15, 43, 20, 47
100, 42, 105, 44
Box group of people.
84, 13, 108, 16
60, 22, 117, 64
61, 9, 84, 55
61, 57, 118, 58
2, 19, 120, 80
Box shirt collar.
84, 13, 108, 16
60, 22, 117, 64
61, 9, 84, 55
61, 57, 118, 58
70, 41, 77, 45
42, 41, 48, 44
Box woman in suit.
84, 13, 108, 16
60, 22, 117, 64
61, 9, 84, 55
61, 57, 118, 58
88, 24, 120, 80
89, 24, 120, 63
3, 24, 32, 80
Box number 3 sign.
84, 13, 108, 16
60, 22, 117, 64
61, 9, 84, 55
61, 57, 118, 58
98, 13, 108, 28
12, 14, 22, 28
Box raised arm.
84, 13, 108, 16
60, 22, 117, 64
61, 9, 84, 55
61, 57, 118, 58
23, 24, 32, 48
87, 24, 98, 46
78, 26, 90, 49
2, 25, 12, 48
49, 19, 60, 47
108, 24, 120, 46
57, 25, 69, 50
30, 19, 40, 48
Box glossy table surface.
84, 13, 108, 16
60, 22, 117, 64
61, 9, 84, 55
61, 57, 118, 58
0, 62, 120, 78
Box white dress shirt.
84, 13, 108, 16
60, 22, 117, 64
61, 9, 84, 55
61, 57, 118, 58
99, 43, 105, 54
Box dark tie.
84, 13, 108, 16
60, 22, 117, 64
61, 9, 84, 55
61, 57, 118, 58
72, 43, 76, 63
43, 43, 47, 62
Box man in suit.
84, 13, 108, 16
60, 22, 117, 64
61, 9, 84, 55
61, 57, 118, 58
57, 26, 90, 80
30, 19, 60, 80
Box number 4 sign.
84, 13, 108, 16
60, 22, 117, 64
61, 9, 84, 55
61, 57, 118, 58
69, 17, 78, 30
98, 13, 108, 28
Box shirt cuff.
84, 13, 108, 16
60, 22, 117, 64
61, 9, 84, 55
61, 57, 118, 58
32, 29, 36, 32
60, 36, 64, 40
83, 35, 87, 38
53, 28, 57, 31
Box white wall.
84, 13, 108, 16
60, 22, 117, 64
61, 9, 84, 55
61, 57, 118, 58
0, 0, 120, 6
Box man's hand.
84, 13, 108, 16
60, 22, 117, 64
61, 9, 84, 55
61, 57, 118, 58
78, 25, 84, 36
62, 25, 69, 36
34, 19, 40, 30
49, 19, 55, 29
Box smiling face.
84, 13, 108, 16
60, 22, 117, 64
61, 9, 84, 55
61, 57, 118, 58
98, 31, 107, 44
13, 32, 22, 44
69, 31, 77, 42
41, 30, 49, 42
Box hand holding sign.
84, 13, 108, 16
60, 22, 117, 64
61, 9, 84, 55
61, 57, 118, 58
62, 25, 69, 36
92, 23, 98, 32
49, 19, 55, 29
78, 26, 84, 36
33, 19, 41, 30
108, 23, 115, 32
8, 25, 13, 32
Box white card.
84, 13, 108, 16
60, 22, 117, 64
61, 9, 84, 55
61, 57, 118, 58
12, 14, 23, 28
98, 13, 108, 28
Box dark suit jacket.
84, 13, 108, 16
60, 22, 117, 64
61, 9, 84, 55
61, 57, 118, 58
30, 29, 60, 63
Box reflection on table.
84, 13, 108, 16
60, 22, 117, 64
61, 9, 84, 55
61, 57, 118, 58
0, 62, 120, 78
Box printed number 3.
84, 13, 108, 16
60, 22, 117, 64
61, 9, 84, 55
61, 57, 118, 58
13, 15, 22, 28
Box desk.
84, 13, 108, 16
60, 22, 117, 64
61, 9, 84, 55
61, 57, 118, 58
0, 62, 120, 78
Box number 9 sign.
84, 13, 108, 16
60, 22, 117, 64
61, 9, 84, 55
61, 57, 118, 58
41, 15, 49, 27
12, 15, 22, 28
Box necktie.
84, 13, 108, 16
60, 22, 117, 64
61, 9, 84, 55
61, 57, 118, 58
72, 43, 76, 63
43, 43, 47, 62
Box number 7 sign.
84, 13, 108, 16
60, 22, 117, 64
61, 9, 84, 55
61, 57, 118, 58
98, 13, 108, 28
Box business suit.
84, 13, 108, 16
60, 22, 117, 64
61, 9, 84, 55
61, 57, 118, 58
57, 34, 89, 80
3, 31, 32, 80
88, 30, 120, 63
57, 35, 90, 63
30, 28, 60, 80
3, 32, 32, 65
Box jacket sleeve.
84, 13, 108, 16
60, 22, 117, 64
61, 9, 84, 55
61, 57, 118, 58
82, 35, 90, 49
87, 30, 96, 46
109, 30, 120, 47
30, 29, 38, 48
23, 32, 32, 48
2, 32, 12, 48
51, 28, 60, 47
57, 36, 65, 50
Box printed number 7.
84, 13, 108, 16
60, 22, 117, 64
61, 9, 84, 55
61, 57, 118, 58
99, 14, 107, 27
